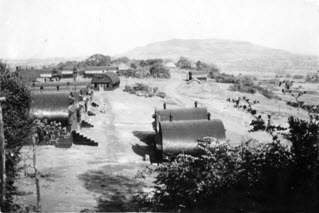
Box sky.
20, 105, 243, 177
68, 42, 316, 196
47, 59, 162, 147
0, 0, 319, 59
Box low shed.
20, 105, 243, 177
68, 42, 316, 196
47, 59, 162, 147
91, 73, 120, 91
188, 71, 208, 81
158, 119, 226, 155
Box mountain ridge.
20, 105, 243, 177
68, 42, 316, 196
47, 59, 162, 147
123, 38, 318, 73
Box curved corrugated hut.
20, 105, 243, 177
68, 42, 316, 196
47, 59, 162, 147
153, 107, 208, 132
91, 72, 120, 91
158, 119, 226, 155
31, 92, 71, 126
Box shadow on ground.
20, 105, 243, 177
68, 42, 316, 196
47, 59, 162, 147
132, 131, 162, 164
78, 164, 143, 212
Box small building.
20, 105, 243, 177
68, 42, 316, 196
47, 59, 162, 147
61, 70, 74, 78
187, 71, 207, 82
84, 66, 119, 77
91, 72, 120, 91
165, 62, 176, 68
40, 73, 53, 79
117, 63, 130, 71
18, 69, 52, 82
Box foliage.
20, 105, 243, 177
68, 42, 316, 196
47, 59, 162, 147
0, 61, 33, 211
112, 56, 130, 64
134, 138, 241, 212
149, 63, 170, 79
305, 73, 319, 83
84, 54, 111, 66
33, 119, 69, 145
287, 117, 319, 188
124, 83, 165, 98
135, 86, 319, 211
279, 79, 319, 113
117, 68, 150, 78
293, 74, 304, 79
134, 136, 304, 212
196, 60, 219, 74
177, 57, 193, 69
229, 75, 275, 98
211, 72, 238, 83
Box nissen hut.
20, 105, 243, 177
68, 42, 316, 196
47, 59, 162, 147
91, 72, 120, 91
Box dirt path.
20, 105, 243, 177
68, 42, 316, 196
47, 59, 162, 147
16, 88, 156, 212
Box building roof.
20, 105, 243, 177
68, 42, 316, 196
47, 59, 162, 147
84, 70, 104, 75
165, 62, 176, 68
154, 107, 208, 132
40, 73, 53, 78
155, 107, 208, 122
91, 72, 120, 86
190, 71, 207, 76
117, 63, 130, 71
85, 66, 118, 71
159, 119, 226, 155
31, 91, 70, 125
61, 71, 73, 75
18, 69, 52, 81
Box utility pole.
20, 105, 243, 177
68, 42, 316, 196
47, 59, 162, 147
0, 97, 6, 210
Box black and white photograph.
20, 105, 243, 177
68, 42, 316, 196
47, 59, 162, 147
0, 0, 319, 212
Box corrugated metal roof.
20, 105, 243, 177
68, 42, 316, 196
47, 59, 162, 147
85, 66, 118, 71
31, 92, 70, 125
154, 107, 208, 131
156, 107, 208, 121
159, 119, 226, 155
91, 73, 120, 86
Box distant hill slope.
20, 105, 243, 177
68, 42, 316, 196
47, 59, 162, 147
123, 39, 318, 73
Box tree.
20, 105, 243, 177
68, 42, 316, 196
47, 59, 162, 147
112, 56, 130, 64
149, 63, 170, 79
0, 61, 32, 211
177, 57, 192, 69
85, 54, 111, 66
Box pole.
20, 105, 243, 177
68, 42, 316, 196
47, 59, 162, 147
32, 135, 41, 211
0, 97, 6, 210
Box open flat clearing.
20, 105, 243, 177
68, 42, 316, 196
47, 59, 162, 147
16, 69, 315, 212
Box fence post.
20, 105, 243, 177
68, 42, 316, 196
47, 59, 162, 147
0, 97, 6, 210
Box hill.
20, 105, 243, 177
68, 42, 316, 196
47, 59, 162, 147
123, 39, 318, 74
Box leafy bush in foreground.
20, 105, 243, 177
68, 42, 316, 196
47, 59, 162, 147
0, 61, 33, 211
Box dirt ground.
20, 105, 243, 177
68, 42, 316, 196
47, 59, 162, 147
15, 70, 313, 212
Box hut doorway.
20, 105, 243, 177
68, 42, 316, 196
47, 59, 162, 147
99, 84, 103, 91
